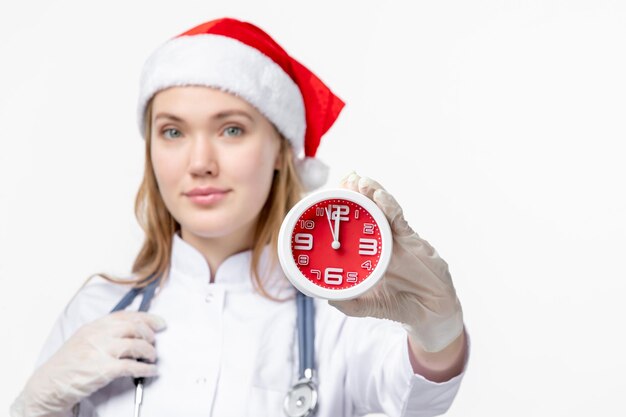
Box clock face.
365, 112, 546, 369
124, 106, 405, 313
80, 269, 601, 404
278, 189, 392, 300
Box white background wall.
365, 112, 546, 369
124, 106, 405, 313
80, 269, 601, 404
1, 1, 625, 416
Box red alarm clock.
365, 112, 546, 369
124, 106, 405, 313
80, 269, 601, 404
278, 188, 393, 300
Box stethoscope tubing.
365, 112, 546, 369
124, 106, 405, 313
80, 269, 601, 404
297, 291, 315, 378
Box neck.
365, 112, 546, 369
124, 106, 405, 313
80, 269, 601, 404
180, 224, 256, 282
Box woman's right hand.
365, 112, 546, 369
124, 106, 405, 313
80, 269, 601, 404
10, 310, 167, 417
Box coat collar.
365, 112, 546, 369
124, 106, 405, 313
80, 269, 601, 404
170, 230, 251, 285
169, 231, 294, 295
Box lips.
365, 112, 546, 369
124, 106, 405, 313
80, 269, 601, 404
185, 187, 230, 206
185, 187, 230, 196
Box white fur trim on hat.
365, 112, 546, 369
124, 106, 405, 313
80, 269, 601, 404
136, 34, 306, 156
295, 156, 329, 191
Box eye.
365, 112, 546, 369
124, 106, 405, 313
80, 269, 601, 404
223, 126, 244, 137
161, 128, 182, 139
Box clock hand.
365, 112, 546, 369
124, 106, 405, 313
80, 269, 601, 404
332, 206, 341, 250
325, 206, 337, 242
325, 206, 340, 249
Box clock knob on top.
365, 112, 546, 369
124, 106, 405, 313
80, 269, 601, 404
278, 188, 393, 301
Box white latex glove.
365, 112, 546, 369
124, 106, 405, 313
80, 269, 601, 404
10, 310, 167, 417
329, 172, 464, 352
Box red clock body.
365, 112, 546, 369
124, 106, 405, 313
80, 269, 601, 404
291, 198, 383, 290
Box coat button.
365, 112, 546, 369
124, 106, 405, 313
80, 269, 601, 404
205, 292, 214, 303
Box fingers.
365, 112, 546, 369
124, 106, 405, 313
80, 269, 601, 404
328, 291, 379, 318
96, 311, 166, 364
105, 312, 164, 380
49, 311, 165, 393
340, 171, 385, 205
340, 172, 414, 237
116, 359, 160, 379
107, 311, 167, 343
111, 337, 158, 363
372, 188, 415, 237
357, 176, 386, 201
119, 311, 167, 332
340, 170, 360, 191
130, 312, 168, 339
140, 313, 168, 332
340, 171, 387, 201
328, 298, 363, 317
113, 319, 156, 344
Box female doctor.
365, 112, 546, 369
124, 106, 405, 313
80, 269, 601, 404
11, 17, 469, 417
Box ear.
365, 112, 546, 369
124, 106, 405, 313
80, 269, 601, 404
274, 153, 282, 170
273, 136, 285, 171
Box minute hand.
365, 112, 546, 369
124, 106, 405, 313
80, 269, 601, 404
332, 207, 341, 249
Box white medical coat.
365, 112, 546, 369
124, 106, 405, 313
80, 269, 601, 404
32, 231, 468, 417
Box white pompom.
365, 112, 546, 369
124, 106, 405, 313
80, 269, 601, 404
295, 157, 329, 191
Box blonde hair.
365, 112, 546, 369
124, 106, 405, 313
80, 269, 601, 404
85, 97, 304, 302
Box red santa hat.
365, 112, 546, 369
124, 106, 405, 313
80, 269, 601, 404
137, 17, 345, 190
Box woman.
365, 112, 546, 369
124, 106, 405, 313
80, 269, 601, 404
11, 17, 468, 417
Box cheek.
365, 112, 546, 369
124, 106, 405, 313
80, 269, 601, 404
151, 145, 182, 193
224, 142, 277, 196
226, 141, 276, 180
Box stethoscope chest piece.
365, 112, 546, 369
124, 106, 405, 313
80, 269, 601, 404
284, 378, 318, 417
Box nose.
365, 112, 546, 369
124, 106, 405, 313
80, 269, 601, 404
188, 135, 218, 177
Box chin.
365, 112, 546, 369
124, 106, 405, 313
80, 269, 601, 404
183, 215, 249, 237
183, 223, 235, 239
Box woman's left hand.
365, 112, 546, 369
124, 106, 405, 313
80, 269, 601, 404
328, 172, 464, 352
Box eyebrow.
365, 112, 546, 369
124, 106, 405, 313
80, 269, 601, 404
154, 110, 254, 123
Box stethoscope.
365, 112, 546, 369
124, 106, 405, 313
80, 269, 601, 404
109, 272, 318, 417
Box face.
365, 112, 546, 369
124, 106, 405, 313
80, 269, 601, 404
150, 86, 281, 245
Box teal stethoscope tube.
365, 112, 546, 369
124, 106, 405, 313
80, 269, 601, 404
296, 291, 315, 377
108, 272, 317, 416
